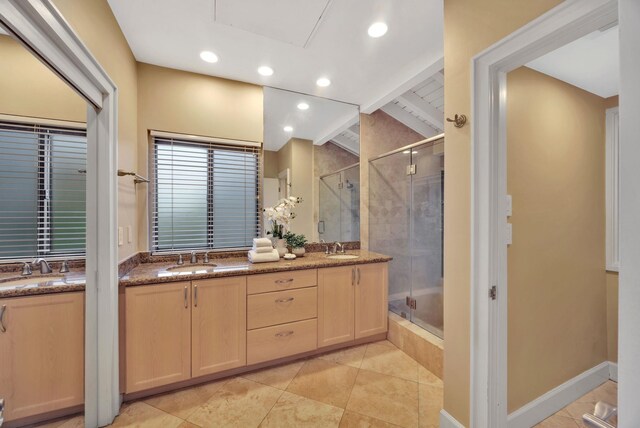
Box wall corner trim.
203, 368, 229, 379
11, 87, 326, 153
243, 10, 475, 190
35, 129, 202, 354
507, 361, 610, 428
609, 361, 618, 382
440, 410, 466, 428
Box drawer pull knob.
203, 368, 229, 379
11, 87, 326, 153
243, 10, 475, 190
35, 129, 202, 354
275, 278, 294, 284
275, 330, 294, 337
275, 297, 295, 303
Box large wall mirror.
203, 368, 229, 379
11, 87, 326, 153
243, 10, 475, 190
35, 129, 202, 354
263, 87, 360, 243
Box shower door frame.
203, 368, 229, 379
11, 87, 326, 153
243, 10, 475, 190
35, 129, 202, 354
368, 134, 445, 334
0, 1, 120, 426
469, 1, 624, 427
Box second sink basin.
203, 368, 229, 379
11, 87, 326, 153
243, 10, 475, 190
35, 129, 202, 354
327, 254, 359, 260
166, 264, 217, 273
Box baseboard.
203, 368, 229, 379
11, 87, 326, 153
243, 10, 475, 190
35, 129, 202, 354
609, 361, 618, 382
440, 409, 466, 428
507, 361, 610, 428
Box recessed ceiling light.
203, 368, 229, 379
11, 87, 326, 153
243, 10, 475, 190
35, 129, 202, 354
368, 22, 388, 38
316, 77, 331, 87
284, 126, 293, 132
297, 102, 310, 110
200, 51, 218, 63
258, 66, 274, 76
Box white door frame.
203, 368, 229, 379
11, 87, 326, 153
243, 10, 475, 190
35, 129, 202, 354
0, 1, 120, 427
469, 0, 619, 427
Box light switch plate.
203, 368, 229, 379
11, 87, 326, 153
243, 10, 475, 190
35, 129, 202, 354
506, 223, 512, 245
127, 225, 132, 243
506, 195, 512, 217
118, 227, 124, 246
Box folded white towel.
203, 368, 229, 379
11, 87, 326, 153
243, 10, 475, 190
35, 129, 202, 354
253, 237, 273, 248
248, 249, 280, 263
252, 245, 273, 253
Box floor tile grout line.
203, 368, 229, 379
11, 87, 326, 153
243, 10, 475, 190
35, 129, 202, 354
256, 385, 286, 427
339, 365, 361, 425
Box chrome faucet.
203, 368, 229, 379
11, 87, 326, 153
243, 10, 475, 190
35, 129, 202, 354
177, 254, 184, 265
203, 252, 210, 263
33, 258, 52, 274
190, 250, 198, 264
320, 239, 330, 255
59, 260, 70, 273
334, 242, 345, 254
22, 262, 32, 276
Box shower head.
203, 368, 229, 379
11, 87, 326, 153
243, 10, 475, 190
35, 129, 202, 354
345, 180, 354, 189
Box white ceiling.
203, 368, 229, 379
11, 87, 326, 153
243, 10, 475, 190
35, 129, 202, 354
527, 25, 619, 98
263, 87, 358, 152
106, 0, 443, 107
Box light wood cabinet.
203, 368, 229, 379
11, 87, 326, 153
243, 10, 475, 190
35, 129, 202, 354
125, 282, 191, 393
247, 287, 317, 330
247, 318, 317, 365
318, 263, 388, 348
355, 263, 388, 338
192, 276, 246, 377
0, 292, 84, 422
247, 269, 317, 294
317, 266, 355, 347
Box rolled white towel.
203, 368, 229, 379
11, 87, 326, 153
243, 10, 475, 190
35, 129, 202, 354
252, 245, 273, 253
253, 237, 273, 248
248, 249, 280, 263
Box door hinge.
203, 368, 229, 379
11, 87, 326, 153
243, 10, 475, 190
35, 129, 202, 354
406, 296, 417, 310
489, 285, 497, 300
406, 164, 416, 175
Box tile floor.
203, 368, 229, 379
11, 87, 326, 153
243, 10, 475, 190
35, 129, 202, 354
535, 380, 617, 427
36, 340, 443, 428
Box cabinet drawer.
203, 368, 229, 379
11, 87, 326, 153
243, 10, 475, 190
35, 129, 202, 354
247, 287, 317, 330
247, 318, 317, 365
247, 269, 317, 295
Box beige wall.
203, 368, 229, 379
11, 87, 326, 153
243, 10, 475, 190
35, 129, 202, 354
274, 138, 314, 239
360, 110, 426, 249
506, 66, 608, 411
136, 62, 263, 251
264, 150, 280, 179
1, 0, 140, 260
443, 0, 563, 424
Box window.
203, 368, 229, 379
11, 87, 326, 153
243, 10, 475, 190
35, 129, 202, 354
0, 120, 87, 260
150, 132, 261, 252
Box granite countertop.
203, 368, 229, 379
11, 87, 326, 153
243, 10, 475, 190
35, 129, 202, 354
120, 249, 392, 287
0, 250, 391, 298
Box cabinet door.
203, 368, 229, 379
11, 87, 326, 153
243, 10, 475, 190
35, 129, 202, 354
192, 276, 246, 377
0, 292, 84, 422
317, 266, 355, 347
355, 263, 388, 339
126, 282, 191, 393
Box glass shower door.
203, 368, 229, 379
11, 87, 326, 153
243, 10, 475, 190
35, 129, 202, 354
409, 144, 444, 337
318, 172, 341, 242
340, 165, 360, 241
369, 151, 411, 318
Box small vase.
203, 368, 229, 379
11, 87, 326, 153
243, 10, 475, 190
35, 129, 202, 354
275, 239, 288, 258
292, 247, 305, 257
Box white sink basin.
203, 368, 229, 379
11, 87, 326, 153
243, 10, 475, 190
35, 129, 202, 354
327, 254, 359, 260
0, 275, 65, 287
166, 264, 217, 273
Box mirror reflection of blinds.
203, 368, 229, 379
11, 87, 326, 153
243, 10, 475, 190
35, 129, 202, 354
150, 135, 261, 253
0, 121, 87, 260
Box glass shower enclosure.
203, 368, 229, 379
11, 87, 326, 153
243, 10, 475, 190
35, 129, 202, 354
369, 136, 444, 338
318, 163, 360, 242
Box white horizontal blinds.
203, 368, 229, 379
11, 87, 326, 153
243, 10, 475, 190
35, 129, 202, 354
0, 121, 86, 260
151, 135, 261, 252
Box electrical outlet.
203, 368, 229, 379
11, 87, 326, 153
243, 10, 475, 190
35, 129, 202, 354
118, 227, 124, 246
127, 225, 132, 243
